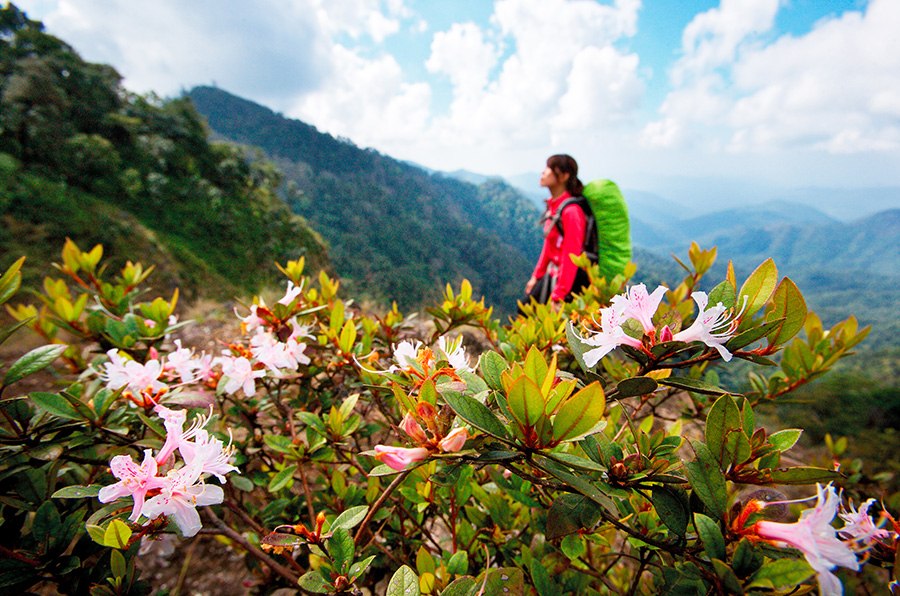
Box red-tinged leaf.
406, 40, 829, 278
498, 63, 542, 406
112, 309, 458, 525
552, 382, 605, 442
765, 278, 807, 347
507, 375, 543, 429
738, 258, 778, 323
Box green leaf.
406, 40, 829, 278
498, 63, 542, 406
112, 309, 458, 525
705, 395, 743, 467
685, 441, 727, 519
447, 551, 469, 575
440, 577, 478, 596
738, 258, 778, 321
765, 278, 807, 347
104, 519, 132, 549
614, 376, 658, 399
443, 390, 509, 440
747, 558, 814, 589
349, 554, 376, 582
230, 475, 254, 492
534, 455, 617, 515
297, 570, 333, 593
52, 485, 101, 499
651, 486, 689, 537
545, 494, 603, 540
327, 527, 354, 573
482, 568, 524, 594
529, 559, 555, 596
386, 565, 420, 596
767, 429, 802, 452
768, 466, 842, 484
560, 534, 586, 560
416, 546, 436, 575
86, 524, 106, 546
726, 319, 784, 351
732, 538, 763, 577
507, 376, 544, 429
268, 465, 297, 492
110, 550, 127, 579
659, 376, 731, 396
33, 501, 61, 545
0, 257, 24, 306
552, 382, 605, 442
0, 317, 33, 347
330, 505, 368, 531
3, 344, 67, 386
694, 513, 725, 560
708, 280, 736, 310
479, 351, 508, 391
29, 392, 81, 420
711, 559, 743, 595
523, 346, 549, 388
565, 321, 594, 372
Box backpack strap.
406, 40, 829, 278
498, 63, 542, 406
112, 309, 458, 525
549, 197, 586, 237
548, 196, 598, 262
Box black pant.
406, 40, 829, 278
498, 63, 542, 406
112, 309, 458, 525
518, 268, 590, 313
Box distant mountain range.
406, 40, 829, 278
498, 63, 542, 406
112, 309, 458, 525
187, 86, 544, 313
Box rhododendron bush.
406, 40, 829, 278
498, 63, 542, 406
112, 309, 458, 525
0, 240, 896, 595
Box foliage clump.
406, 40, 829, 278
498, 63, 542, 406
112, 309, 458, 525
1, 238, 895, 596
0, 3, 329, 299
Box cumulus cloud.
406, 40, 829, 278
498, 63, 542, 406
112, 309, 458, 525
644, 0, 900, 155
289, 45, 432, 146
19, 0, 332, 103
423, 0, 644, 164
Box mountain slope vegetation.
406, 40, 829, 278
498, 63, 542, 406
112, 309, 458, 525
187, 86, 544, 312
0, 4, 328, 298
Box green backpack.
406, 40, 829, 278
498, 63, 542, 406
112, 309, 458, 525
552, 179, 632, 281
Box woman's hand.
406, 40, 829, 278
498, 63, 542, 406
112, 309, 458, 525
524, 276, 537, 294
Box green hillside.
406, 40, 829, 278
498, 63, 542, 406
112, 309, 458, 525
0, 5, 328, 298
187, 86, 544, 313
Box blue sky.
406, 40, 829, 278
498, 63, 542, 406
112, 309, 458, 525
14, 0, 900, 214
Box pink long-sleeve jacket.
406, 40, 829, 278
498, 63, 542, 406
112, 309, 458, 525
531, 192, 587, 302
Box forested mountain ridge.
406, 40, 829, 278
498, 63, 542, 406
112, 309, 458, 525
187, 85, 544, 312
0, 5, 329, 298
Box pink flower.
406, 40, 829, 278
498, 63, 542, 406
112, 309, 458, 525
581, 303, 644, 367
839, 499, 891, 545
98, 449, 167, 522
754, 484, 859, 596
373, 445, 429, 471
165, 340, 202, 383
219, 356, 265, 396
179, 428, 238, 483
102, 349, 167, 394
610, 284, 669, 334
672, 292, 741, 362
438, 428, 469, 452
234, 304, 265, 334
400, 412, 428, 443
277, 281, 303, 305
141, 464, 224, 538
154, 405, 189, 465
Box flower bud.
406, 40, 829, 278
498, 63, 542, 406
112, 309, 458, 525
438, 427, 468, 453
400, 412, 428, 443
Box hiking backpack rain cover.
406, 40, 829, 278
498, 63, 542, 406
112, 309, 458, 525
553, 179, 632, 281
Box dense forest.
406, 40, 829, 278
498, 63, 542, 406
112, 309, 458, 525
187, 86, 550, 311
0, 5, 329, 299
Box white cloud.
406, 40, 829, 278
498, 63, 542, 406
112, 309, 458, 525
421, 0, 644, 168
289, 46, 431, 146
426, 23, 499, 101
644, 0, 900, 156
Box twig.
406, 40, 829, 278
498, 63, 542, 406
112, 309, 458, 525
353, 469, 410, 546
202, 508, 299, 585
